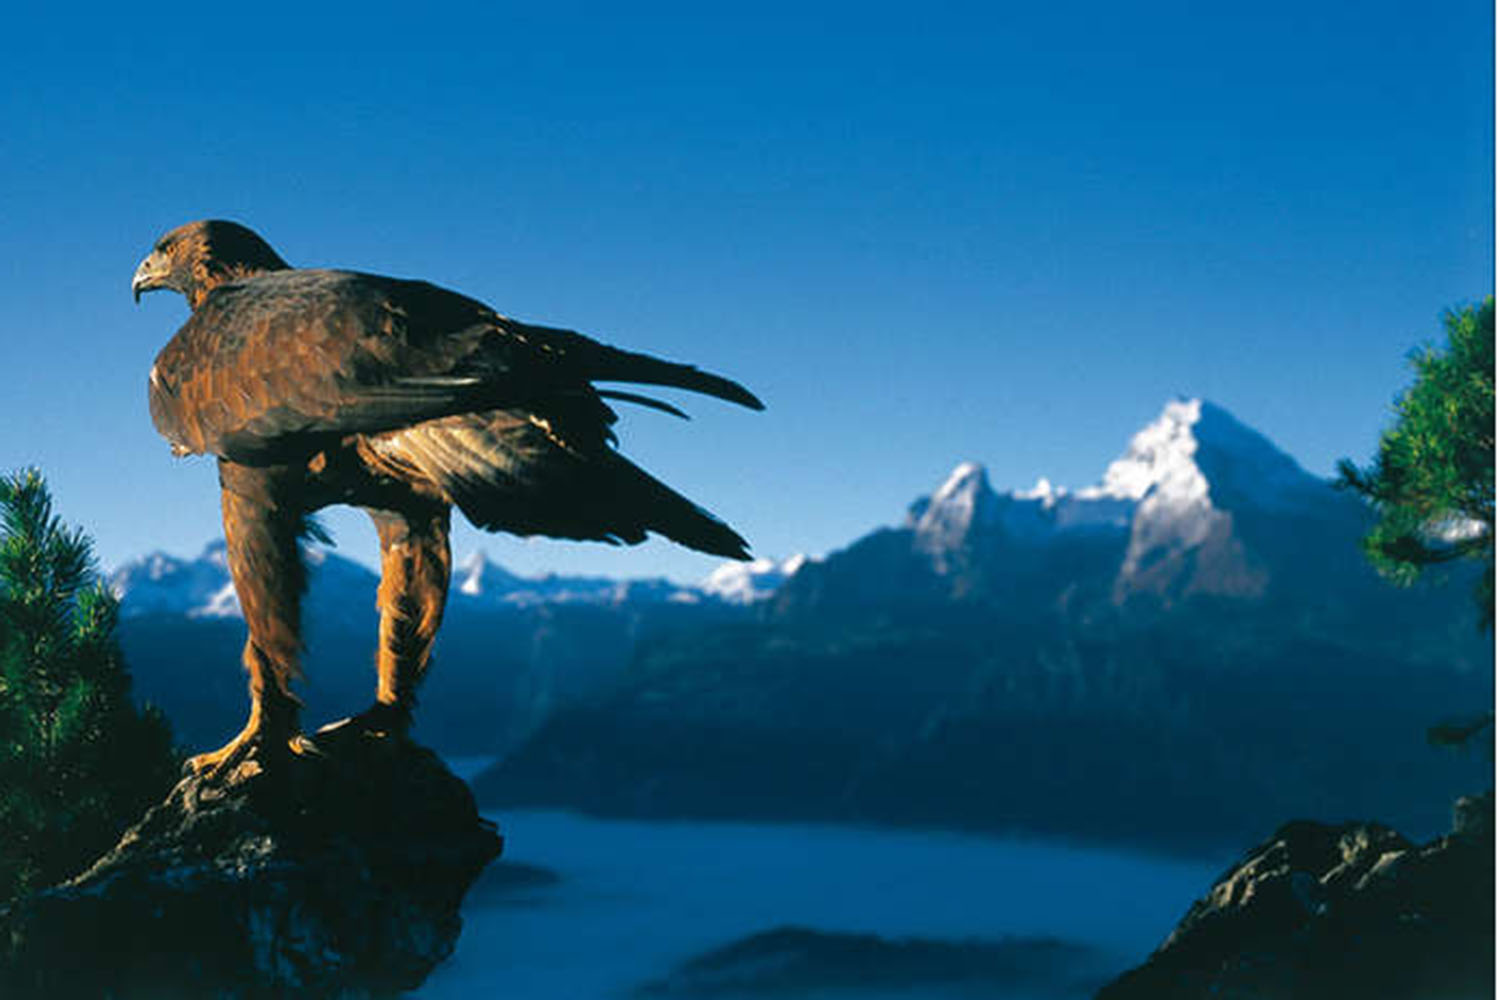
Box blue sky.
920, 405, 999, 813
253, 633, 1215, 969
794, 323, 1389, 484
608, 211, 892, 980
0, 2, 1492, 581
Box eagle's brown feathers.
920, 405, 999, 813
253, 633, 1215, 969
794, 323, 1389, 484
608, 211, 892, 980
135, 219, 761, 776
140, 219, 760, 559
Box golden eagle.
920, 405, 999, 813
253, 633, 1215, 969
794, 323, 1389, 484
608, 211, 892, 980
133, 220, 761, 776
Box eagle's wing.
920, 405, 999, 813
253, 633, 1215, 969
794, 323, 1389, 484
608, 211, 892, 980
148, 269, 761, 463
364, 409, 752, 558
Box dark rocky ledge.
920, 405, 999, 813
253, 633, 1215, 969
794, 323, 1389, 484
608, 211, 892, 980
1097, 792, 1494, 1000
0, 725, 502, 999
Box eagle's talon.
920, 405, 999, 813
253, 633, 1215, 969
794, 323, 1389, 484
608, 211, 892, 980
314, 715, 357, 736
289, 734, 324, 757
185, 727, 308, 783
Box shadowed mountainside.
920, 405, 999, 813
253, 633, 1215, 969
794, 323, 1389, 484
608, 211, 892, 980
473, 400, 1492, 853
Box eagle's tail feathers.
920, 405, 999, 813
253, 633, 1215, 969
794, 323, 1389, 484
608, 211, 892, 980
615, 461, 753, 561
380, 418, 752, 560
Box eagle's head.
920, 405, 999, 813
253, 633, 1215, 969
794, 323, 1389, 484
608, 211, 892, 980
132, 220, 290, 309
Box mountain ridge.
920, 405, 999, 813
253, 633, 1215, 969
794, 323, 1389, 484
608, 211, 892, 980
110, 542, 797, 619
771, 396, 1401, 617
107, 397, 1347, 619
468, 397, 1493, 850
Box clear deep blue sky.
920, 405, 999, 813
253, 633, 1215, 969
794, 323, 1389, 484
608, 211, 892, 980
0, 2, 1492, 581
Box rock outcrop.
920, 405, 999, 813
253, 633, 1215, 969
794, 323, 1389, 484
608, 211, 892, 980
0, 725, 502, 999
1096, 792, 1494, 1000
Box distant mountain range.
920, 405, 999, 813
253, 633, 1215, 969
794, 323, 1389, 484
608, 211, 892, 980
771, 398, 1430, 621
111, 542, 800, 620
112, 399, 1492, 852
110, 541, 774, 753
471, 399, 1492, 851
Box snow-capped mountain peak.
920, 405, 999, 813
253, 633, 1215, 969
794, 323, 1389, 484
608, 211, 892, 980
1084, 398, 1319, 597
766, 395, 1377, 619
934, 461, 991, 503
1085, 397, 1209, 503
910, 461, 999, 559
892, 398, 1327, 595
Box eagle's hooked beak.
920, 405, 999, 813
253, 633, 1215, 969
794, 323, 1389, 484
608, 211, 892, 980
132, 250, 171, 303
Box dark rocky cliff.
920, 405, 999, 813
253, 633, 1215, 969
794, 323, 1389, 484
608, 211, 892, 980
1096, 792, 1494, 1000
0, 726, 501, 999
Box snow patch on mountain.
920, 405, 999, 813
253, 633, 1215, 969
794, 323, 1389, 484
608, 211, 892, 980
452, 551, 703, 607
455, 551, 520, 598
1069, 398, 1319, 509
907, 457, 1137, 571
110, 540, 369, 620
1083, 398, 1211, 503
1091, 399, 1226, 579
1015, 477, 1065, 506
114, 541, 742, 618
1100, 399, 1320, 595
701, 554, 811, 604
910, 462, 999, 565
196, 581, 243, 618
110, 542, 240, 620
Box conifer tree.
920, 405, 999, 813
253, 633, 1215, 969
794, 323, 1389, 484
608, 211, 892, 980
0, 470, 178, 902
1339, 298, 1495, 749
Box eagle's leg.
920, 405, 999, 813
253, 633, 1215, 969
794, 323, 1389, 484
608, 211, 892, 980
186, 462, 310, 777
352, 502, 452, 737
